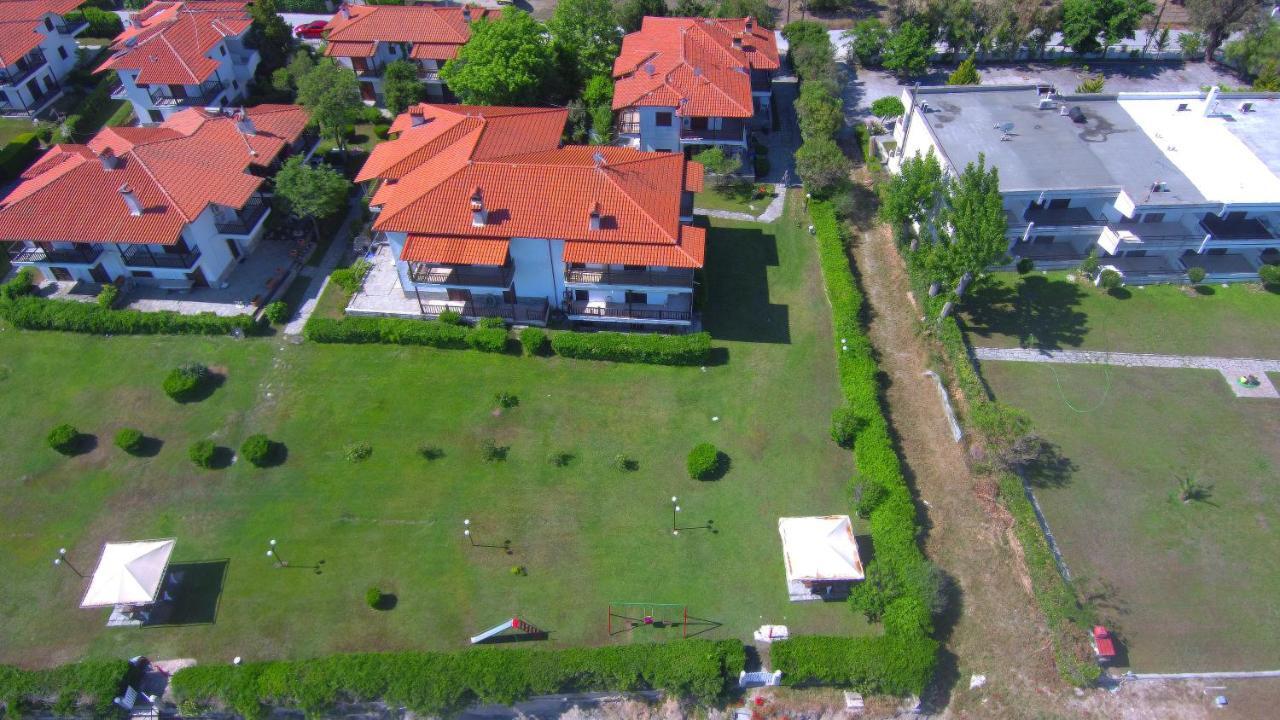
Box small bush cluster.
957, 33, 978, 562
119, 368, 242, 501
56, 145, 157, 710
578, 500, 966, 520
46, 424, 80, 455
114, 428, 144, 455
0, 296, 263, 336
0, 267, 37, 300
330, 259, 372, 294
547, 450, 574, 467
550, 331, 711, 366
96, 284, 118, 309
263, 301, 290, 324
612, 453, 637, 472
0, 660, 130, 718
189, 440, 217, 469
163, 363, 210, 402
686, 442, 724, 480
418, 444, 444, 460
365, 587, 384, 609
344, 442, 373, 463
519, 327, 549, 356
1260, 264, 1280, 287
240, 434, 273, 467
493, 391, 518, 409
479, 438, 507, 462
303, 316, 506, 353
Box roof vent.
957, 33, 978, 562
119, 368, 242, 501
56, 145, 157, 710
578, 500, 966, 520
119, 184, 143, 216
592, 150, 606, 167
1037, 97, 1055, 110
1176, 102, 1190, 112
470, 186, 486, 227
99, 148, 120, 171
693, 66, 702, 77
129, 15, 143, 29
1068, 106, 1086, 123
1151, 180, 1169, 193
124, 36, 137, 48
643, 62, 655, 77
588, 201, 601, 231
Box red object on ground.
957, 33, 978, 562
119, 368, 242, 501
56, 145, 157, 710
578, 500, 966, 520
294, 20, 327, 39
754, 697, 766, 706
1092, 625, 1117, 660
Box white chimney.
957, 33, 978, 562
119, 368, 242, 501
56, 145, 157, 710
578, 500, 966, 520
339, 3, 350, 20
470, 187, 486, 227
235, 108, 256, 136
119, 184, 143, 216
99, 148, 120, 171
588, 202, 601, 231
1202, 86, 1220, 117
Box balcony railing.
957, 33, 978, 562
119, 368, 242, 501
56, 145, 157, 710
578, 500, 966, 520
564, 267, 694, 288
121, 245, 202, 269
1023, 206, 1106, 227
0, 49, 47, 87
148, 80, 224, 107
680, 120, 747, 143
568, 300, 693, 322
409, 264, 513, 287
419, 296, 548, 322
9, 244, 103, 265
353, 62, 384, 78
215, 198, 269, 235
1200, 215, 1278, 242
417, 66, 441, 82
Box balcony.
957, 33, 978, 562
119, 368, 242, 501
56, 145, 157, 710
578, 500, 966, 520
53, 18, 89, 35
417, 66, 441, 82
409, 263, 513, 288
564, 266, 694, 288
215, 198, 269, 235
121, 244, 202, 269
419, 296, 549, 323
0, 49, 47, 87
680, 119, 748, 143
1200, 215, 1278, 242
147, 80, 224, 107
9, 243, 103, 265
616, 112, 640, 136
352, 61, 384, 78
1023, 206, 1106, 228
1098, 222, 1206, 254
567, 297, 694, 323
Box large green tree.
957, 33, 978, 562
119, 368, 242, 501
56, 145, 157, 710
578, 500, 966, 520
615, 0, 667, 33
550, 0, 623, 80
795, 138, 851, 195
440, 11, 557, 106
382, 59, 424, 115
582, 74, 615, 143
1224, 21, 1280, 84
296, 60, 362, 154
882, 21, 932, 76
715, 0, 773, 29
247, 0, 293, 75
928, 154, 1007, 316
1186, 0, 1256, 62
846, 19, 888, 67
795, 81, 843, 141
879, 149, 944, 230
1061, 0, 1154, 56
273, 157, 352, 238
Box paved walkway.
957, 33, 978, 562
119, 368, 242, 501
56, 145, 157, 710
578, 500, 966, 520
974, 347, 1280, 398
281, 198, 362, 335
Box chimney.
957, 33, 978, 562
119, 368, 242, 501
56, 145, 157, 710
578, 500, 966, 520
130, 14, 143, 29
744, 17, 753, 32
99, 148, 120, 171
119, 184, 143, 216
470, 186, 486, 227
235, 107, 256, 136
339, 3, 350, 20
462, 6, 471, 22
1202, 85, 1220, 117
588, 202, 601, 231
732, 34, 742, 49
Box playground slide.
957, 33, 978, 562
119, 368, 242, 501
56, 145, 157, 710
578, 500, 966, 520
469, 618, 519, 644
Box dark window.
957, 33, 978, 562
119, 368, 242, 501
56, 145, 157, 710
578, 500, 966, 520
690, 116, 708, 130
1225, 211, 1247, 223
623, 264, 645, 272
655, 112, 672, 127
219, 46, 226, 56
624, 291, 648, 304
574, 289, 589, 301
1142, 213, 1164, 223
44, 18, 54, 31
1124, 250, 1147, 257
1047, 198, 1070, 209
148, 109, 164, 123
167, 238, 191, 255
232, 80, 239, 90
57, 46, 68, 60
1207, 248, 1228, 255
131, 270, 154, 278
1032, 235, 1055, 244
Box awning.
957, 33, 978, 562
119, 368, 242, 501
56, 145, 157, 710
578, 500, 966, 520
327, 41, 376, 58
778, 516, 864, 583
81, 539, 176, 608
402, 235, 509, 265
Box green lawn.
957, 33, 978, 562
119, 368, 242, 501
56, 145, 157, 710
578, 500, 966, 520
0, 117, 37, 145
981, 361, 1280, 671
695, 181, 776, 217
0, 196, 869, 667
961, 271, 1280, 358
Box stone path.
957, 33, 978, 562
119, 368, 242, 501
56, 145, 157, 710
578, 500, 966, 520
973, 347, 1280, 398
693, 183, 786, 223
281, 198, 362, 336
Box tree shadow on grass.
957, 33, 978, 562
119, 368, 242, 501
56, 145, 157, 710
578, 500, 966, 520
372, 593, 398, 611
175, 372, 226, 404
62, 433, 98, 457
133, 436, 164, 458
960, 275, 1089, 351
700, 224, 790, 344
1106, 287, 1132, 300
1020, 439, 1078, 490
209, 446, 235, 470
255, 441, 288, 468
143, 559, 229, 627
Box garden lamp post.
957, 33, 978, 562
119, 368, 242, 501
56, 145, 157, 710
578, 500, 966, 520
267, 538, 287, 568
53, 547, 83, 577
463, 518, 476, 547
672, 496, 681, 536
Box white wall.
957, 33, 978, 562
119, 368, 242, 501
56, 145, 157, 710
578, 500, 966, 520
635, 106, 680, 153
509, 237, 564, 302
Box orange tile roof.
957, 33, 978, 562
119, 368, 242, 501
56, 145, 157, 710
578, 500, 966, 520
98, 1, 251, 85
323, 4, 497, 62
327, 41, 375, 58
0, 104, 308, 246
612, 16, 778, 118
401, 236, 509, 265
564, 225, 705, 268
0, 0, 82, 65
361, 104, 704, 269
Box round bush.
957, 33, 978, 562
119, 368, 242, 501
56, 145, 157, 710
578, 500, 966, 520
163, 363, 209, 402
1098, 268, 1123, 290
345, 441, 372, 462
240, 434, 272, 467
47, 424, 79, 455
830, 406, 865, 448
1015, 257, 1034, 274
1260, 264, 1280, 287
114, 428, 144, 455
520, 326, 549, 356
365, 586, 383, 608
1186, 266, 1206, 285
189, 439, 216, 469
687, 442, 723, 480
263, 301, 289, 324
854, 480, 888, 519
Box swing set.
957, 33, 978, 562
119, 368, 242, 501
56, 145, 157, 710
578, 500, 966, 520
607, 602, 689, 638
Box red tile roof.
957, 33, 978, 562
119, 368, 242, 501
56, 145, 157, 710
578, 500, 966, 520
0, 0, 82, 66
613, 16, 778, 118
402, 236, 509, 265
0, 104, 308, 246
361, 104, 705, 269
98, 1, 251, 85
323, 4, 498, 64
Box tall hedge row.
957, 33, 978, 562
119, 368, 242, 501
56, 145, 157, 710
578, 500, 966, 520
770, 201, 937, 695
0, 660, 127, 718
0, 295, 264, 336
550, 330, 711, 365
171, 640, 746, 718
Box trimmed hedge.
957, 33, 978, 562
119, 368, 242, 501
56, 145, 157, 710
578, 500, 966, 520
0, 296, 263, 336
771, 200, 937, 696
171, 640, 746, 718
0, 660, 127, 718
550, 331, 711, 366
302, 316, 501, 351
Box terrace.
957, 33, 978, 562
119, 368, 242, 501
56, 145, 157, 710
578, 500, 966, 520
408, 263, 513, 288
564, 266, 694, 288
214, 197, 270, 236
567, 295, 693, 323
9, 243, 103, 265
1201, 214, 1278, 242
680, 119, 747, 143
147, 80, 225, 107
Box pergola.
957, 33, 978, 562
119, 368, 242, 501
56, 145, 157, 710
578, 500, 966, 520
778, 516, 864, 601
80, 539, 177, 609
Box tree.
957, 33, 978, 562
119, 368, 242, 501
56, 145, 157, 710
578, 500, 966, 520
715, 0, 773, 29
296, 60, 362, 154
615, 0, 667, 33
933, 154, 1007, 311
1154, 26, 1171, 57
582, 74, 615, 143
1178, 31, 1204, 59
382, 60, 424, 115
247, 0, 293, 75
882, 21, 931, 77
549, 0, 622, 79
869, 95, 905, 121
846, 19, 888, 67
1186, 0, 1255, 62
441, 11, 558, 106
1225, 23, 1280, 83
947, 55, 980, 85
795, 138, 851, 195
1061, 0, 1154, 57
795, 81, 843, 141
1186, 265, 1206, 285
274, 157, 352, 239
672, 0, 710, 16
879, 149, 944, 228
1259, 264, 1280, 288
692, 146, 742, 186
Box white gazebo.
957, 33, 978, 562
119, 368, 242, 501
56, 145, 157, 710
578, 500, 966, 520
81, 539, 177, 611
778, 515, 864, 602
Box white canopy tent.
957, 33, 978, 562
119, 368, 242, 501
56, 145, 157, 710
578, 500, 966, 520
778, 515, 864, 585
80, 539, 177, 609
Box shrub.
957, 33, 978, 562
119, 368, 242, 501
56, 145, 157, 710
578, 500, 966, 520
479, 438, 507, 462
687, 442, 723, 480
547, 450, 574, 467
946, 55, 980, 85
114, 428, 144, 454
0, 660, 130, 718
163, 363, 209, 402
510, 565, 527, 576
438, 310, 463, 325
1016, 257, 1034, 274
47, 424, 79, 455
494, 391, 519, 409
466, 326, 509, 353
329, 259, 372, 294
550, 331, 711, 365
96, 284, 119, 309
263, 301, 289, 324
520, 326, 549, 356
344, 441, 372, 462
1260, 264, 1280, 287
612, 453, 637, 471
1078, 250, 1100, 280
830, 405, 865, 448
418, 443, 443, 460
189, 440, 216, 469
1075, 74, 1105, 94
477, 316, 506, 330
1098, 268, 1123, 290
1, 267, 38, 300
1186, 266, 1206, 284
365, 587, 383, 609
853, 480, 888, 519
304, 316, 470, 348
240, 434, 272, 467
0, 296, 262, 336
869, 96, 905, 121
